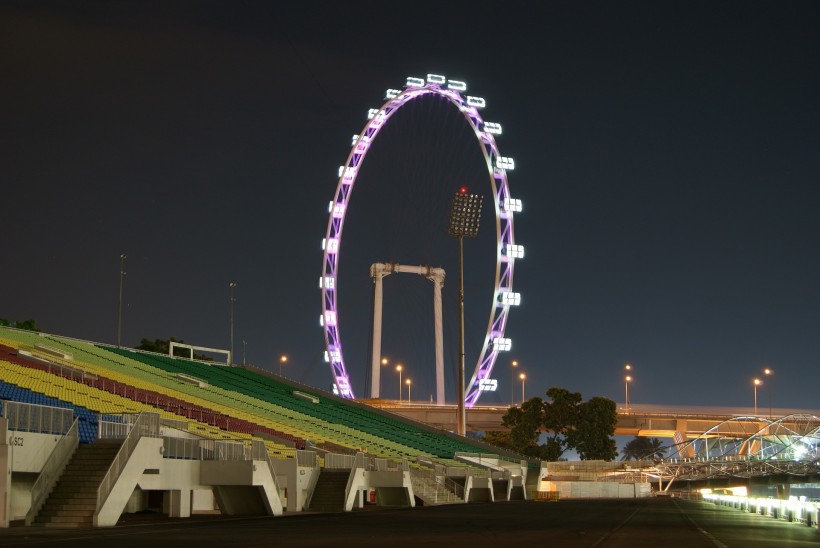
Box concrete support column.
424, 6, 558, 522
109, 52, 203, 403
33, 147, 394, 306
0, 419, 9, 528
169, 489, 192, 518
370, 269, 387, 399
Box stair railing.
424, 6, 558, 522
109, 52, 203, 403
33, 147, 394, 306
25, 418, 79, 525
96, 411, 160, 511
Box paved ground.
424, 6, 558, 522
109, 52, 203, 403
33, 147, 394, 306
3, 497, 819, 547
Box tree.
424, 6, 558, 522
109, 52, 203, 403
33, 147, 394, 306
571, 397, 618, 461
0, 318, 41, 332
501, 397, 546, 458
498, 387, 619, 461
621, 436, 666, 461
542, 387, 582, 461
482, 430, 515, 451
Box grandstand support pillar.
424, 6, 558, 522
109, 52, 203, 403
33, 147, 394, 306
0, 419, 9, 528
169, 489, 192, 518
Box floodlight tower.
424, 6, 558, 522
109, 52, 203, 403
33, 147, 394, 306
448, 188, 483, 436
117, 254, 127, 347
229, 282, 237, 365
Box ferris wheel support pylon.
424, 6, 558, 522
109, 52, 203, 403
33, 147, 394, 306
369, 263, 446, 404
321, 74, 524, 407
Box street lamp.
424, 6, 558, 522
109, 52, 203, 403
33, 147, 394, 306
625, 375, 632, 414
396, 364, 403, 401
519, 372, 526, 404
279, 355, 288, 376
406, 378, 412, 402
448, 188, 483, 436
117, 254, 127, 347
379, 357, 389, 398
763, 367, 773, 419
753, 378, 763, 417
510, 360, 518, 406
624, 364, 633, 413
229, 282, 237, 365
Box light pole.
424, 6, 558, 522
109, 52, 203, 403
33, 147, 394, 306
624, 364, 633, 413
763, 367, 773, 419
380, 357, 389, 398
229, 282, 237, 365
279, 355, 288, 376
406, 378, 412, 403
519, 372, 526, 404
448, 188, 483, 436
242, 340, 247, 366
510, 360, 518, 406
117, 254, 127, 347
396, 364, 403, 401
625, 375, 632, 413
753, 378, 762, 417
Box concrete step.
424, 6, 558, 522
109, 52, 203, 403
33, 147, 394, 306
38, 515, 93, 524
39, 521, 93, 529
38, 508, 95, 518
41, 502, 97, 512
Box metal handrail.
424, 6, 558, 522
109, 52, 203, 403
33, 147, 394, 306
96, 412, 160, 510
4, 401, 73, 436
25, 418, 79, 525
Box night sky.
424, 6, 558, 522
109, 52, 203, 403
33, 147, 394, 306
3, 1, 819, 411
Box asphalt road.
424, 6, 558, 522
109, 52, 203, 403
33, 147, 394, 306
2, 497, 818, 547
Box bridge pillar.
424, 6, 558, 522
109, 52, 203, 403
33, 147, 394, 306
776, 483, 790, 500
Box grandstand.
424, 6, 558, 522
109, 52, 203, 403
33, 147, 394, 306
0, 326, 536, 528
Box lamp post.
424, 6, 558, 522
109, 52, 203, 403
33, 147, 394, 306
396, 364, 403, 401
511, 360, 518, 406
229, 282, 237, 365
380, 357, 388, 398
753, 378, 762, 417
406, 378, 412, 403
448, 188, 483, 436
279, 355, 288, 376
763, 367, 773, 419
117, 254, 127, 347
519, 372, 526, 404
624, 364, 633, 413
625, 375, 632, 414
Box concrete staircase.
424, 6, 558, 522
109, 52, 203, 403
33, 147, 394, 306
410, 474, 464, 505
308, 470, 350, 512
34, 440, 123, 528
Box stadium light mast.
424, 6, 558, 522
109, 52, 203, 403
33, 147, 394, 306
117, 254, 127, 347
229, 282, 237, 365
448, 187, 483, 436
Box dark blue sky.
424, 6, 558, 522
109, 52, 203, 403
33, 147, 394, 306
2, 1, 818, 410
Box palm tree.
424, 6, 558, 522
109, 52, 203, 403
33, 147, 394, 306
621, 436, 667, 461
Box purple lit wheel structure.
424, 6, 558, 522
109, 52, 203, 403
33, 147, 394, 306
320, 75, 523, 407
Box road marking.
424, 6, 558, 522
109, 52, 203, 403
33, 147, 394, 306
588, 506, 641, 547
673, 498, 728, 548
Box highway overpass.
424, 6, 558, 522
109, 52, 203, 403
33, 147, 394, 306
362, 400, 820, 438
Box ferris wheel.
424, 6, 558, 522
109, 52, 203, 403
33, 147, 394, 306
320, 74, 524, 408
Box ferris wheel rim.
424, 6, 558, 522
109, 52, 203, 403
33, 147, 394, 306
320, 76, 522, 406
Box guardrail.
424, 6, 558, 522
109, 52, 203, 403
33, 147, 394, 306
98, 417, 128, 439
25, 418, 79, 525
297, 450, 318, 468
3, 401, 73, 436
325, 452, 357, 469
97, 412, 160, 511
704, 493, 819, 526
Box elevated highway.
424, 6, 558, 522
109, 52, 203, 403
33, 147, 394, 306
362, 400, 820, 438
